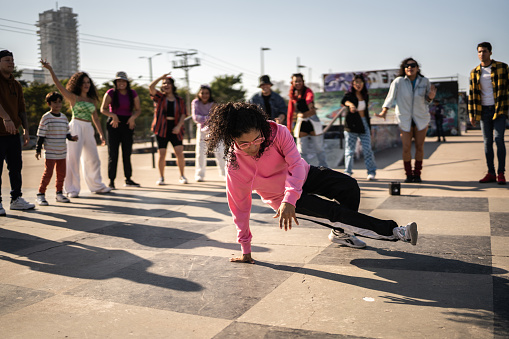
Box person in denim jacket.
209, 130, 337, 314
249, 75, 286, 125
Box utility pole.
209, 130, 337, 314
260, 47, 270, 75
173, 50, 200, 142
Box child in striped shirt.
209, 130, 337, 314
35, 92, 78, 205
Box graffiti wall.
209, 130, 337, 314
320, 69, 399, 126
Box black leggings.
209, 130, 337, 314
295, 166, 397, 237
107, 115, 134, 181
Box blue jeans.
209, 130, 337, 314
0, 134, 23, 203
480, 106, 506, 174
344, 117, 377, 176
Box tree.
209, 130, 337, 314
22, 82, 59, 135
13, 67, 28, 87
210, 74, 246, 103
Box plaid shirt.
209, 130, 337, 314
468, 60, 509, 121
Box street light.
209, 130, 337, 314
296, 57, 306, 73
260, 47, 270, 75
139, 52, 162, 82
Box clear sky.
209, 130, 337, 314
2, 0, 509, 97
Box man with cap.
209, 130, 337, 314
249, 75, 287, 125
0, 50, 35, 216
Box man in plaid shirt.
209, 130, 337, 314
468, 42, 508, 185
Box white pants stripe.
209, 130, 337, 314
296, 214, 397, 240
65, 119, 107, 194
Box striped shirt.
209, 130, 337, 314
468, 60, 509, 121
37, 112, 70, 159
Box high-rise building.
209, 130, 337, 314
37, 6, 79, 81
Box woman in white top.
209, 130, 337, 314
378, 58, 436, 183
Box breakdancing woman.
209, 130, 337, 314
207, 102, 417, 263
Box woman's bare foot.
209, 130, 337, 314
230, 253, 255, 264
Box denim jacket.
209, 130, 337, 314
249, 91, 287, 122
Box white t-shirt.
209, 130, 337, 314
480, 65, 495, 106
357, 100, 366, 111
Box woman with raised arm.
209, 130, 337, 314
41, 60, 111, 197
191, 84, 225, 182
100, 71, 141, 189
378, 58, 436, 183
207, 102, 418, 264
149, 74, 188, 185
287, 73, 328, 167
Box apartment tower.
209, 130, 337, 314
37, 6, 79, 80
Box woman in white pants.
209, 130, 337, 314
41, 60, 111, 197
191, 85, 225, 182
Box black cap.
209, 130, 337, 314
258, 75, 273, 87
0, 50, 13, 60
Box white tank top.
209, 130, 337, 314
357, 100, 366, 111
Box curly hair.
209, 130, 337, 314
206, 102, 272, 169
397, 58, 424, 78
66, 72, 99, 101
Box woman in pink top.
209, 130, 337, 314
207, 102, 418, 264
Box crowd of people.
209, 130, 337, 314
0, 42, 506, 262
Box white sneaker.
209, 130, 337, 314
328, 229, 366, 248
195, 176, 204, 182
179, 176, 188, 184
10, 197, 35, 210
156, 177, 165, 185
56, 192, 70, 203
0, 203, 5, 216
67, 192, 79, 198
367, 174, 376, 181
36, 194, 49, 206
94, 186, 112, 194
393, 222, 418, 245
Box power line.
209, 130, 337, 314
0, 17, 261, 81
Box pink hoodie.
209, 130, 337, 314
226, 122, 310, 254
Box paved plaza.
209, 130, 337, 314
1, 130, 508, 338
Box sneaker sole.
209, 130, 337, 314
407, 222, 418, 245
10, 206, 35, 210
328, 233, 366, 249
124, 184, 140, 187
